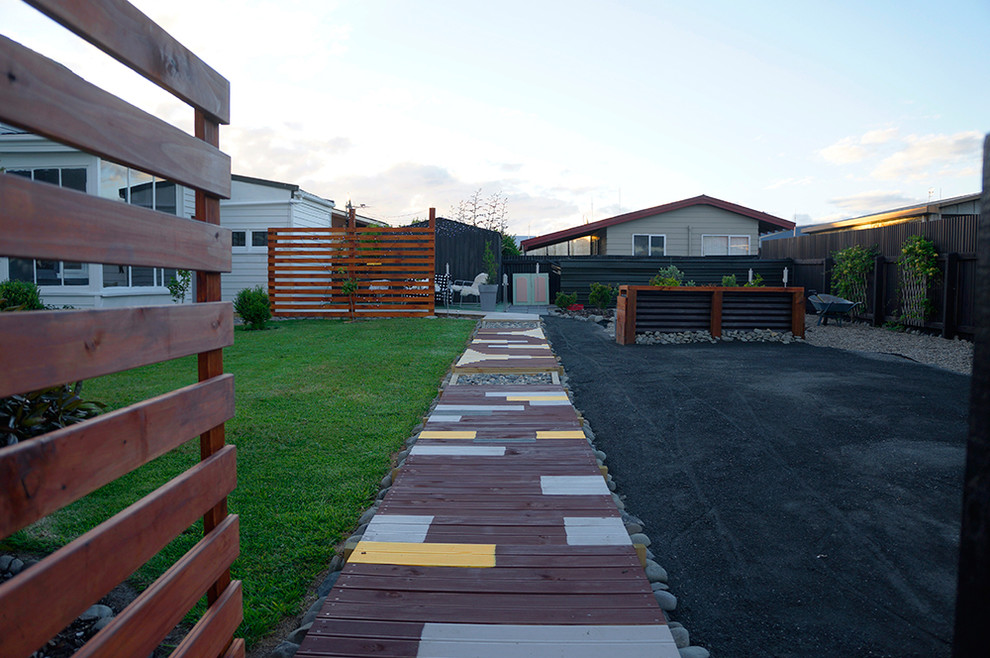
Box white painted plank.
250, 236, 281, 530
417, 623, 678, 657
363, 514, 434, 543
540, 475, 610, 496
411, 446, 506, 457
564, 517, 632, 545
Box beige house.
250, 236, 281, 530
521, 195, 794, 256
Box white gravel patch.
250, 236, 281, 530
802, 315, 973, 375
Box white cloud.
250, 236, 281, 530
820, 137, 868, 164
766, 176, 813, 190
860, 127, 898, 144
871, 131, 982, 181
827, 190, 920, 215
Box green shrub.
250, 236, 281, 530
588, 282, 618, 309
649, 265, 684, 287
0, 382, 105, 446
554, 291, 578, 309
832, 244, 876, 310
166, 270, 192, 304
744, 273, 765, 287
0, 280, 44, 311
721, 274, 738, 287
235, 286, 272, 330
897, 235, 939, 324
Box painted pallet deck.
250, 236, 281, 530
298, 321, 678, 657
453, 325, 563, 374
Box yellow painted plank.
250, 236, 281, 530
536, 431, 587, 439
349, 541, 496, 568
419, 430, 477, 440
507, 395, 569, 402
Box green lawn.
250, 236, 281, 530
2, 317, 475, 647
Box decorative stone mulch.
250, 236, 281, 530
479, 320, 541, 329
454, 372, 554, 385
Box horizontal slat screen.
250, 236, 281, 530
170, 579, 244, 658
74, 516, 240, 658
269, 226, 436, 317
0, 174, 231, 270
0, 35, 231, 197
0, 445, 237, 658
0, 374, 235, 537
0, 303, 233, 397
25, 0, 230, 124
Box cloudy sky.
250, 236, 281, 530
2, 0, 987, 235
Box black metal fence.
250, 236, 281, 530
504, 256, 796, 305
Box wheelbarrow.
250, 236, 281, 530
808, 293, 860, 326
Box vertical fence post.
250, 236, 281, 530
194, 109, 231, 606
953, 135, 990, 656
872, 254, 886, 327
824, 257, 834, 294
710, 288, 723, 338
791, 288, 805, 338
616, 286, 637, 345
943, 252, 960, 339
429, 208, 436, 314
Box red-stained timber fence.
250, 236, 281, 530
268, 210, 436, 317
0, 2, 242, 657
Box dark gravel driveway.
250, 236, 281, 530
543, 316, 967, 657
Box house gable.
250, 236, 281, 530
606, 205, 760, 256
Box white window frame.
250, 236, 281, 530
231, 229, 269, 254
632, 234, 666, 257
701, 234, 751, 256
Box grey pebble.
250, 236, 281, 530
8, 558, 24, 575
92, 616, 114, 633
0, 555, 12, 571
629, 532, 651, 547
644, 559, 668, 583
301, 596, 326, 627
80, 604, 113, 622
678, 647, 710, 658
653, 590, 677, 610
625, 523, 643, 535
670, 625, 690, 648
268, 640, 300, 658
317, 570, 341, 597
286, 622, 312, 645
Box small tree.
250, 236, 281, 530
897, 235, 939, 325
166, 269, 191, 304
588, 282, 618, 310
483, 241, 499, 286
501, 232, 521, 257
831, 244, 876, 313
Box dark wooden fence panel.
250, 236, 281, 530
411, 217, 500, 283
269, 219, 436, 317
0, 3, 240, 656
761, 214, 979, 260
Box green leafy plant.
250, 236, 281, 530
0, 279, 44, 311
831, 244, 876, 313
721, 274, 738, 287
649, 265, 684, 287
897, 235, 939, 325
166, 269, 192, 304
0, 382, 105, 446
744, 273, 765, 287
501, 232, 521, 257
588, 282, 618, 310
234, 285, 272, 330
555, 291, 578, 309
483, 241, 499, 286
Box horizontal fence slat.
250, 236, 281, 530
169, 578, 243, 658
0, 374, 234, 538
23, 0, 230, 124
223, 639, 247, 658
0, 34, 231, 198
0, 175, 231, 270
0, 303, 233, 397
0, 445, 236, 658
75, 516, 240, 658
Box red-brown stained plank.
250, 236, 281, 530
318, 600, 662, 625
222, 638, 246, 658
307, 618, 425, 639
336, 569, 650, 594
297, 635, 419, 657
75, 516, 239, 658
0, 302, 233, 398
0, 446, 236, 658
0, 374, 234, 538
0, 175, 231, 270
25, 0, 230, 123
164, 580, 244, 658
0, 35, 231, 198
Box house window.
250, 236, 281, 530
702, 235, 750, 256
99, 163, 179, 288
632, 234, 665, 257
232, 230, 268, 252
6, 167, 90, 286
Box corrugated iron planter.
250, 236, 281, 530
616, 285, 805, 344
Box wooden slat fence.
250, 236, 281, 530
269, 210, 436, 317
0, 2, 241, 657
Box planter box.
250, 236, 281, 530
479, 283, 498, 311
616, 286, 805, 344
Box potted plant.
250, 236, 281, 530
479, 241, 499, 311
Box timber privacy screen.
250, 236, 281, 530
0, 3, 242, 657
268, 211, 436, 317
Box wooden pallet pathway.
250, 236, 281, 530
298, 319, 678, 657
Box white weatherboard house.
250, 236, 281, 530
521, 195, 795, 256
0, 126, 385, 307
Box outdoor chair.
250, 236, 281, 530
452, 272, 488, 306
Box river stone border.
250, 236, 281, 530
269, 319, 710, 657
